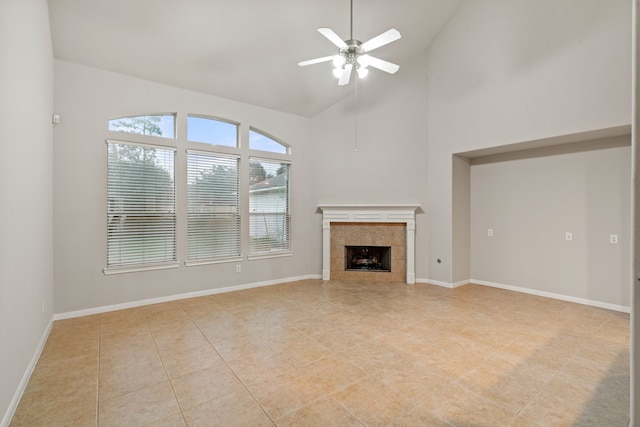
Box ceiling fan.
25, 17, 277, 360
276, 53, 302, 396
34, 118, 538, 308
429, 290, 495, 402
298, 0, 401, 86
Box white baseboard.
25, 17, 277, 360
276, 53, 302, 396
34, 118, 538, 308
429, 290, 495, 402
54, 274, 322, 320
471, 279, 631, 313
417, 279, 469, 289
452, 280, 470, 288
416, 277, 629, 313
1, 318, 53, 427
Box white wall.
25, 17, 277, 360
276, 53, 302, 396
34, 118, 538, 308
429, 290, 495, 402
0, 0, 54, 424
452, 155, 471, 284
309, 53, 431, 278
426, 0, 632, 286
632, 0, 639, 422
53, 60, 314, 314
471, 141, 631, 308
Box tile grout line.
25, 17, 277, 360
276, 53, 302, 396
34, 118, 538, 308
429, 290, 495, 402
502, 326, 595, 427
16, 280, 628, 426
96, 315, 102, 427
145, 306, 187, 426
181, 302, 276, 425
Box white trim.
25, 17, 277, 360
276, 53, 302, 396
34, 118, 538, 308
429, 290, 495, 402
471, 279, 631, 313
421, 279, 468, 288
248, 126, 291, 155
317, 203, 421, 211
185, 256, 243, 267
103, 262, 179, 275
106, 138, 177, 151
418, 277, 630, 313
53, 274, 321, 320
249, 155, 291, 165
1, 318, 54, 427
248, 252, 293, 261
452, 280, 470, 288
186, 148, 240, 159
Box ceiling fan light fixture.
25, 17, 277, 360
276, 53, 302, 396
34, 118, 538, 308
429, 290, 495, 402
357, 67, 369, 79
357, 54, 370, 68
333, 55, 346, 67
333, 67, 343, 78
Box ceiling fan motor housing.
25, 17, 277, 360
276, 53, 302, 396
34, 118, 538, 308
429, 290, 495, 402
339, 40, 365, 68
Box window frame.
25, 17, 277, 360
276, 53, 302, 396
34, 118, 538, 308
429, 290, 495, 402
103, 113, 294, 272
249, 126, 291, 155
104, 139, 178, 274
187, 115, 240, 148
108, 113, 177, 139
248, 156, 292, 260
185, 149, 242, 266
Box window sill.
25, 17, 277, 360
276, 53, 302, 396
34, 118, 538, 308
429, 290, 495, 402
248, 251, 293, 261
103, 262, 179, 275
185, 256, 243, 267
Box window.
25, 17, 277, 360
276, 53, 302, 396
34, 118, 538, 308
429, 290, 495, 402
187, 116, 238, 147
105, 113, 292, 270
249, 128, 288, 154
108, 114, 175, 139
187, 151, 240, 263
249, 158, 290, 255
107, 141, 176, 270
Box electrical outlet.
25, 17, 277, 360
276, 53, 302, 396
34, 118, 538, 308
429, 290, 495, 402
565, 232, 573, 241
487, 228, 493, 237
235, 264, 241, 273
610, 234, 618, 244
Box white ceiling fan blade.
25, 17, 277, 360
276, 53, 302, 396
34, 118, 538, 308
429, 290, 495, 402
361, 28, 401, 52
367, 56, 400, 74
318, 28, 348, 49
298, 56, 334, 67
338, 64, 353, 85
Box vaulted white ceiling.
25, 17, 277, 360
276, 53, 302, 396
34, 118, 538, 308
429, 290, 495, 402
48, 0, 461, 117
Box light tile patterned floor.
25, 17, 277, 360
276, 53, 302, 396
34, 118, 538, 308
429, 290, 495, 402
10, 280, 630, 426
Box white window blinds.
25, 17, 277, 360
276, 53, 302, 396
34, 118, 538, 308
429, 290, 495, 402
187, 151, 240, 262
249, 158, 290, 255
107, 141, 176, 268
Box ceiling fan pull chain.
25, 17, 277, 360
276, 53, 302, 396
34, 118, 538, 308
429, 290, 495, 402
354, 75, 358, 152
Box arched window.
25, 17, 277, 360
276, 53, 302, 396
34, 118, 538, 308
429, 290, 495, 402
108, 114, 175, 139
249, 127, 289, 154
187, 115, 238, 147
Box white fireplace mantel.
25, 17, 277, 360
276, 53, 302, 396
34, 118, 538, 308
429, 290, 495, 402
318, 204, 420, 284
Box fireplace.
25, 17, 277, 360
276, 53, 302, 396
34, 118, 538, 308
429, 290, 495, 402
345, 246, 391, 272
330, 222, 404, 281
318, 204, 420, 284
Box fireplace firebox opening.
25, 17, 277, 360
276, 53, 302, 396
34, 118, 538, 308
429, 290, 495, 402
345, 246, 391, 272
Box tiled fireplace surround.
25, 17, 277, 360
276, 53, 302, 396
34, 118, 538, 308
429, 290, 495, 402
318, 205, 420, 284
